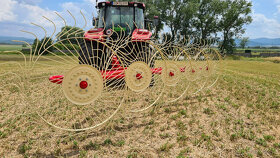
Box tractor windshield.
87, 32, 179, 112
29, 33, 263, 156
135, 7, 144, 29
97, 6, 145, 32
106, 7, 134, 31
97, 8, 105, 28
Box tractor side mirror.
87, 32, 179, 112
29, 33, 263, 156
153, 16, 159, 26
92, 17, 99, 27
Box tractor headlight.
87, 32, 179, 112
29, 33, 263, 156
106, 29, 113, 36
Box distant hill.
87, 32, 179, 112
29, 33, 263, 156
0, 36, 34, 45
236, 38, 280, 47
1, 36, 280, 47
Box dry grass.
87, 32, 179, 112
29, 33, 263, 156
265, 57, 280, 63
0, 56, 280, 157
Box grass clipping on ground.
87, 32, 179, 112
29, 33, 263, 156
265, 57, 280, 63
0, 59, 280, 157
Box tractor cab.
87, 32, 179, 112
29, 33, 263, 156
80, 1, 159, 69
84, 1, 158, 42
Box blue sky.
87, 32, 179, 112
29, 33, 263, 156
0, 0, 280, 39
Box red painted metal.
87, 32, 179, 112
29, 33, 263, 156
131, 29, 152, 42
101, 69, 126, 79
111, 56, 124, 71
49, 75, 64, 84
85, 28, 152, 42
180, 67, 186, 72
87, 28, 103, 33
151, 67, 162, 74
136, 73, 143, 79
84, 28, 105, 41
80, 81, 88, 89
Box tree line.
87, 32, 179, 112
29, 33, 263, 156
138, 0, 252, 53
31, 26, 84, 55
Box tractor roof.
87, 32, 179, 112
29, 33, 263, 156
97, 1, 145, 9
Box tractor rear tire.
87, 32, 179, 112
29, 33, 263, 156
78, 42, 93, 65
78, 41, 111, 70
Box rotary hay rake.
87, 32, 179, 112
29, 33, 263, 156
0, 10, 222, 132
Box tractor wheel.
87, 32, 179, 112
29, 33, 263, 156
78, 41, 112, 70
78, 41, 93, 65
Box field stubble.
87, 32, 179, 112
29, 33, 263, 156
0, 56, 280, 157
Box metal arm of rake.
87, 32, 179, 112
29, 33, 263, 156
48, 66, 192, 84
49, 57, 196, 84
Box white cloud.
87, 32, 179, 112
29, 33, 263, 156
18, 3, 58, 26
84, 0, 97, 6
245, 13, 280, 38
15, 0, 42, 5
277, 5, 280, 13
274, 0, 280, 14
0, 0, 59, 27
0, 0, 98, 39
60, 2, 90, 27
62, 2, 86, 14
0, 0, 17, 22
84, 0, 104, 6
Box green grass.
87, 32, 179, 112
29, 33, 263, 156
0, 44, 22, 51
235, 48, 280, 53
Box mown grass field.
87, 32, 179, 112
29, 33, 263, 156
235, 48, 280, 53
0, 54, 279, 157
0, 44, 22, 52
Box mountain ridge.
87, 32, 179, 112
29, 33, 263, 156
1, 36, 280, 47
0, 36, 34, 45
236, 38, 280, 47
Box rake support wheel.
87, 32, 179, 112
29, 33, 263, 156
125, 61, 152, 92
62, 65, 103, 105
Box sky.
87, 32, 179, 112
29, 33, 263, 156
0, 0, 280, 39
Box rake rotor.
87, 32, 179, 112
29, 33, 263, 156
0, 10, 223, 132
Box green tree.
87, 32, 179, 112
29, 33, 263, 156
219, 0, 252, 53
240, 37, 249, 48
192, 0, 223, 40
32, 38, 40, 50
95, 0, 252, 53
32, 37, 53, 55
142, 0, 164, 39
40, 37, 54, 55
179, 0, 200, 40
160, 0, 183, 41
56, 26, 85, 45
32, 38, 43, 55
